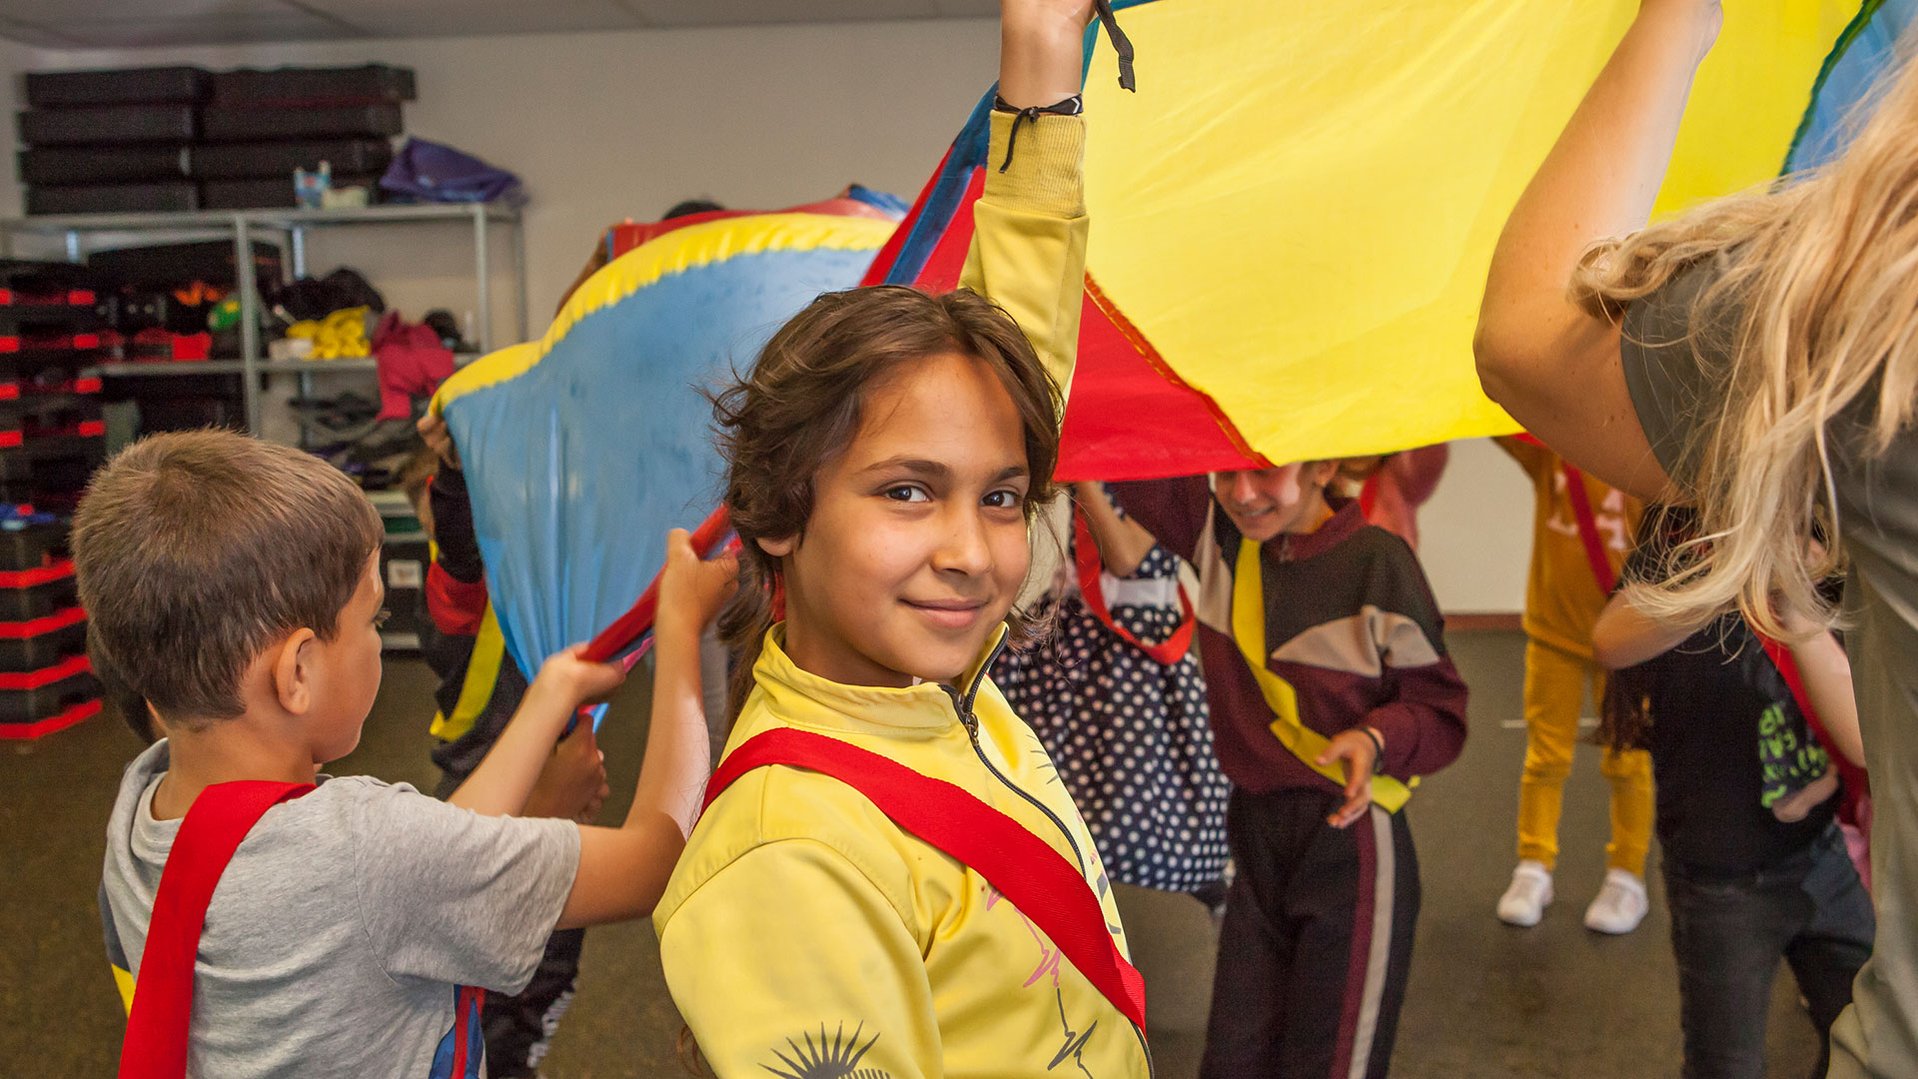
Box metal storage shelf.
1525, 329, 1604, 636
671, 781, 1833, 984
0, 202, 526, 432
0, 203, 520, 233
95, 354, 482, 377
261, 357, 379, 373
95, 361, 248, 377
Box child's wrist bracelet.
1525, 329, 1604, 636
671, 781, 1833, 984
992, 93, 1084, 115
1360, 726, 1386, 773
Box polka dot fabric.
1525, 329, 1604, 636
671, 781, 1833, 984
994, 543, 1230, 893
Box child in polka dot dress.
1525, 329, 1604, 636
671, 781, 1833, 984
992, 482, 1230, 900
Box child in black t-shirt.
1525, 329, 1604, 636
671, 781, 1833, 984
1593, 508, 1873, 1079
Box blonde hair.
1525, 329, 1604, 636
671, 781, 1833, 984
1572, 49, 1918, 639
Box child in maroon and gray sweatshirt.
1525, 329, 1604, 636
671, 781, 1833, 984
1113, 461, 1468, 1079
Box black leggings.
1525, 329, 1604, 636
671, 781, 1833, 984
1201, 787, 1420, 1079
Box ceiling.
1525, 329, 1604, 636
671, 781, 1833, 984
0, 0, 999, 50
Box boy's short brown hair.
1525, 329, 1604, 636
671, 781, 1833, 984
72, 430, 384, 725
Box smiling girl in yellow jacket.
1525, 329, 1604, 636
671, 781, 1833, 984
651, 3, 1152, 1076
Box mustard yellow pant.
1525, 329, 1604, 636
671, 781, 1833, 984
1517, 637, 1653, 876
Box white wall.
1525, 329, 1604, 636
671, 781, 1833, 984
4, 22, 1533, 612
0, 35, 45, 216
1420, 438, 1529, 614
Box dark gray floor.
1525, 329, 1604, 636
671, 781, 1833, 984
3, 630, 1828, 1076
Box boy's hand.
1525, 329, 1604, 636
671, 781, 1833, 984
657, 528, 740, 637
523, 722, 611, 823
1317, 729, 1378, 829
532, 645, 628, 711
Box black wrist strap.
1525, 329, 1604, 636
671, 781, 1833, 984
1093, 0, 1137, 93
991, 93, 1084, 173
1360, 726, 1386, 773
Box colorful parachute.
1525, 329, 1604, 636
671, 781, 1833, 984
434, 198, 898, 678
440, 2, 1912, 682
869, 0, 1916, 479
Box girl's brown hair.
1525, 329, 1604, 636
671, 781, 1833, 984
710, 284, 1063, 717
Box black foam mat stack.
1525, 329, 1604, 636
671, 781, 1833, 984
19, 64, 414, 215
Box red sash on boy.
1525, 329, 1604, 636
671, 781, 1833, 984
703, 728, 1148, 1032
1073, 509, 1195, 666
119, 780, 313, 1079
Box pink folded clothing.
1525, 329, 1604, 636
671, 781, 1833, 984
372, 310, 455, 420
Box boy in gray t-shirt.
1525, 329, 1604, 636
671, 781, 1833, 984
81, 430, 733, 1077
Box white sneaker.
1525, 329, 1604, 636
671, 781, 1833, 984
1496, 860, 1554, 927
1583, 869, 1649, 935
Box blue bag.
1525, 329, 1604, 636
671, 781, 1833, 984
380, 137, 523, 204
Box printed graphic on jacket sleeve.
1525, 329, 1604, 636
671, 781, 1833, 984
762, 1021, 890, 1079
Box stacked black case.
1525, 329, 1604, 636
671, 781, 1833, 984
19, 65, 413, 214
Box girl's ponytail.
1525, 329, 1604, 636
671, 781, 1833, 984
1594, 667, 1653, 754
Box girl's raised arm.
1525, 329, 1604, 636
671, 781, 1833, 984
961, 0, 1098, 413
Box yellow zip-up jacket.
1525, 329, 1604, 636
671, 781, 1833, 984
655, 110, 1152, 1076
656, 629, 1149, 1078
